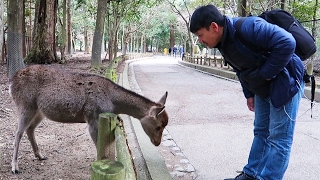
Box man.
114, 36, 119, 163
190, 4, 305, 180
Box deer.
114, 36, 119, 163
9, 64, 169, 174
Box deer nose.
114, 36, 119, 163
151, 139, 161, 146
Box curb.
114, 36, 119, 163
118, 58, 172, 180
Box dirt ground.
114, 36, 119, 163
0, 53, 126, 180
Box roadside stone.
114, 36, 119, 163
175, 152, 185, 157
176, 171, 186, 177
163, 133, 173, 141
171, 147, 180, 152
185, 164, 195, 172
162, 140, 176, 147
175, 166, 185, 172
180, 159, 189, 164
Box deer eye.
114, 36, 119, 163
156, 127, 161, 131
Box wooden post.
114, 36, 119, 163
307, 63, 313, 76
106, 68, 113, 80
91, 159, 125, 180
214, 56, 217, 67
115, 126, 136, 180
97, 113, 117, 160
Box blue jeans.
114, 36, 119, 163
243, 83, 304, 180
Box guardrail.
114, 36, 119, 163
183, 54, 232, 70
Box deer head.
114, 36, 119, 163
140, 92, 168, 146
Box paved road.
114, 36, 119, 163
127, 55, 320, 180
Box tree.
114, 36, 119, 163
67, 0, 72, 54
60, 0, 67, 63
168, 0, 195, 56
0, 0, 3, 64
25, 0, 58, 64
238, 0, 247, 16
91, 0, 110, 67
73, 0, 96, 54
7, 0, 25, 77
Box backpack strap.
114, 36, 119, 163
234, 18, 260, 52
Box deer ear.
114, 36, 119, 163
149, 106, 166, 117
157, 91, 168, 106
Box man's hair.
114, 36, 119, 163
190, 4, 225, 33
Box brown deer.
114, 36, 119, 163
9, 65, 168, 174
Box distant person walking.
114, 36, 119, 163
173, 45, 177, 58
179, 46, 184, 58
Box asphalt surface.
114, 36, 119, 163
125, 55, 320, 180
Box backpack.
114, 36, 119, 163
235, 9, 317, 115
235, 9, 317, 60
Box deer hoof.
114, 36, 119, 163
40, 156, 48, 161
12, 170, 20, 174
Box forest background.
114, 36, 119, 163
0, 0, 319, 78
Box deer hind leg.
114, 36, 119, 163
11, 109, 38, 174
25, 111, 46, 161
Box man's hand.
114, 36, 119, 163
247, 97, 254, 112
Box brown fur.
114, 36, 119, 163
9, 65, 168, 174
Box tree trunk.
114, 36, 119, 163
25, 0, 57, 64
28, 0, 33, 50
281, 0, 286, 10
140, 33, 144, 53
60, 0, 67, 63
0, 0, 3, 64
170, 24, 174, 52
7, 0, 25, 77
84, 29, 89, 53
309, 0, 319, 69
67, 0, 72, 54
91, 0, 108, 67
311, 0, 318, 39
113, 31, 118, 60
238, 0, 247, 16
48, 0, 58, 61
22, 0, 26, 58
187, 24, 194, 57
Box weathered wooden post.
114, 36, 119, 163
91, 159, 125, 180
214, 56, 217, 67
106, 68, 113, 80
97, 113, 117, 160
115, 126, 136, 179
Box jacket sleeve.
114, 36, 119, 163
239, 17, 296, 80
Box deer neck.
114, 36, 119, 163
111, 87, 155, 119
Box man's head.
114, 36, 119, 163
190, 4, 225, 48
